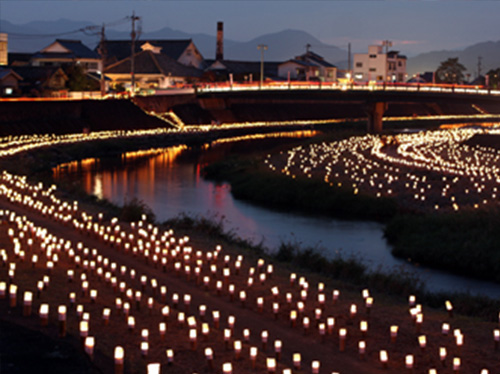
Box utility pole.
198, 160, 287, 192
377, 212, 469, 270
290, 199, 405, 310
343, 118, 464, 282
97, 24, 106, 97
130, 11, 140, 95
257, 44, 268, 88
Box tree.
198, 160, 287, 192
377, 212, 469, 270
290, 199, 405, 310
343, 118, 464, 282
65, 64, 100, 91
435, 57, 466, 84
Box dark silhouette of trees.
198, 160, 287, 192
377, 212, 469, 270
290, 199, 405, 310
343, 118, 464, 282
435, 58, 466, 84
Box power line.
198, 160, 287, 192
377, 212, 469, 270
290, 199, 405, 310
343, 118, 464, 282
5, 17, 129, 40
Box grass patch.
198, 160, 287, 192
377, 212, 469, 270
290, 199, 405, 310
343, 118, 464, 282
203, 157, 398, 222
385, 208, 500, 283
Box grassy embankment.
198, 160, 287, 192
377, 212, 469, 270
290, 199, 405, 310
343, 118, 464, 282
4, 128, 500, 320
200, 132, 500, 319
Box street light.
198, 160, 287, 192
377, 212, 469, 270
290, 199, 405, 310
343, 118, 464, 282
258, 44, 268, 88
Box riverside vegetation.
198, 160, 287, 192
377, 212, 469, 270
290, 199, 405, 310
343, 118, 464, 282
3, 127, 500, 320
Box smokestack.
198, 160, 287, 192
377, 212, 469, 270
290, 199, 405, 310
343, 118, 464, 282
216, 21, 223, 61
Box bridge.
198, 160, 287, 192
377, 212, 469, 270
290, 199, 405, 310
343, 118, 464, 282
191, 83, 500, 132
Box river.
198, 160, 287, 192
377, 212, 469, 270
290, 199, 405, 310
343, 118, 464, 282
53, 131, 500, 297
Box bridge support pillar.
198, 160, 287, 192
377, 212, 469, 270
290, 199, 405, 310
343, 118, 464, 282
364, 102, 388, 133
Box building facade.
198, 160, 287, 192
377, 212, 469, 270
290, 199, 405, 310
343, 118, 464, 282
278, 51, 337, 82
353, 45, 406, 83
31, 39, 101, 73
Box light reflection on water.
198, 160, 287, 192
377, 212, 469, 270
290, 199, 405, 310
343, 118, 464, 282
53, 131, 500, 297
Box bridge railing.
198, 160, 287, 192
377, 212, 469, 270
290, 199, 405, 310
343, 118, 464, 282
195, 81, 500, 96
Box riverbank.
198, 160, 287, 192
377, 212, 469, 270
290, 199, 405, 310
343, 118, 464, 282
202, 127, 500, 285
6, 126, 500, 312
1, 126, 500, 373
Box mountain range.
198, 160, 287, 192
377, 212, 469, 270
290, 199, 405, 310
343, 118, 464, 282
1, 18, 499, 78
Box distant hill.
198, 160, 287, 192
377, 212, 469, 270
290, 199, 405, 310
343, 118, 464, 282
408, 41, 500, 78
1, 19, 346, 66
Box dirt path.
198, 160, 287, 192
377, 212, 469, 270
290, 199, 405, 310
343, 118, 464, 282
0, 175, 499, 374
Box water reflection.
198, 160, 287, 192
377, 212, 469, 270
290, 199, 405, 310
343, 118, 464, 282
52, 131, 500, 297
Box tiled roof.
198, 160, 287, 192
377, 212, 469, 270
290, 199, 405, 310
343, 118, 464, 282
56, 39, 99, 59
0, 68, 22, 81
10, 66, 66, 84
205, 59, 280, 76
103, 39, 193, 64
105, 50, 202, 77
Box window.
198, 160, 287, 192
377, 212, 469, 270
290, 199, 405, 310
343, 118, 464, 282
356, 62, 363, 68
369, 68, 376, 72
398, 61, 403, 67
369, 54, 377, 58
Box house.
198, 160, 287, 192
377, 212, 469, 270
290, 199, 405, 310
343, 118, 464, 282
31, 39, 101, 73
204, 59, 280, 82
0, 67, 22, 96
8, 52, 33, 66
103, 39, 204, 69
11, 66, 68, 97
353, 45, 407, 83
104, 49, 202, 90
278, 51, 337, 82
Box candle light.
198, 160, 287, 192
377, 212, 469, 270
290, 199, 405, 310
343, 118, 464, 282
339, 328, 347, 352
360, 321, 368, 337
439, 347, 447, 365
266, 358, 276, 374
442, 323, 450, 335
146, 363, 160, 374
198, 322, 208, 341
274, 340, 282, 361
141, 341, 149, 358
293, 352, 301, 370
234, 340, 242, 360
213, 310, 220, 329
250, 346, 258, 369
166, 349, 174, 365
327, 317, 335, 335
189, 329, 197, 350
418, 335, 427, 351
445, 300, 453, 318
9, 284, 17, 308
262, 330, 269, 351
405, 354, 414, 370
114, 346, 124, 374
311, 360, 320, 374
303, 316, 310, 334
58, 305, 67, 337
243, 328, 250, 342
222, 362, 232, 374
159, 322, 167, 341
380, 350, 388, 369
23, 291, 32, 316
39, 303, 49, 326
453, 357, 460, 373
84, 336, 95, 360
205, 347, 214, 369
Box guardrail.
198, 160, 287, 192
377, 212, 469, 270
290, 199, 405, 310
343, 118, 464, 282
196, 82, 500, 96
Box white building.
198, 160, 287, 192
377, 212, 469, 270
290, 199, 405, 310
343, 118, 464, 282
353, 45, 406, 83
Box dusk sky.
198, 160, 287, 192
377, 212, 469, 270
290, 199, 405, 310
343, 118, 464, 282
1, 1, 500, 55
